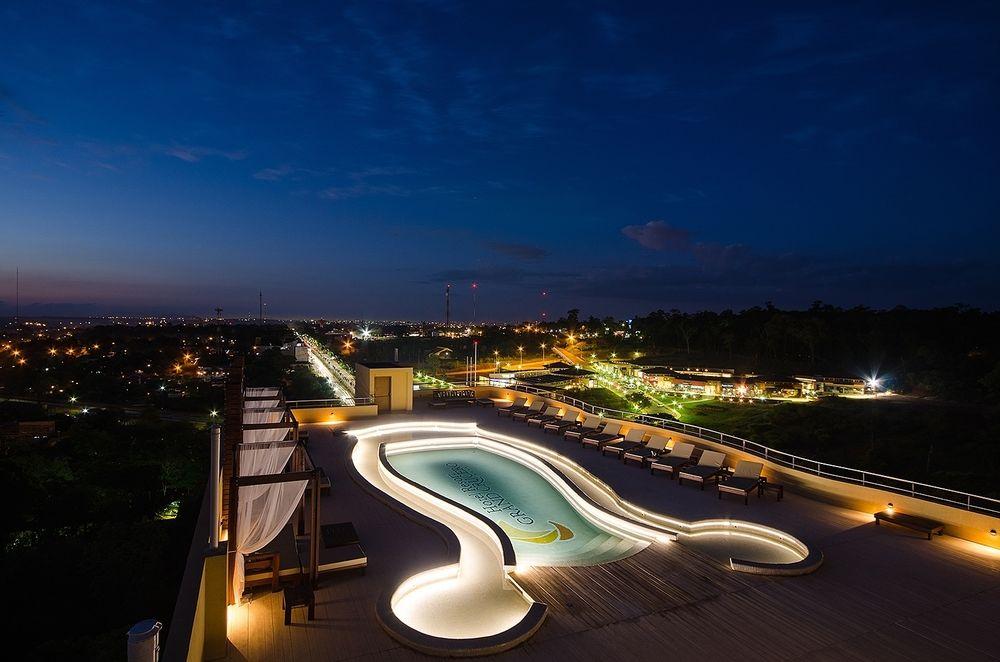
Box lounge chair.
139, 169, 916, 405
717, 461, 765, 505
581, 421, 624, 449
544, 410, 580, 434
527, 405, 562, 427
496, 397, 527, 417
623, 434, 672, 465
677, 450, 728, 489
601, 428, 647, 457
648, 442, 696, 476
563, 414, 602, 441
512, 400, 545, 421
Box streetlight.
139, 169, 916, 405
518, 346, 524, 369
494, 350, 500, 370
540, 343, 546, 361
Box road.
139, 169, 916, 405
296, 332, 357, 404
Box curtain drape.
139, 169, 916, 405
245, 387, 280, 397
232, 440, 306, 601
233, 479, 307, 601
244, 399, 280, 409
243, 409, 285, 425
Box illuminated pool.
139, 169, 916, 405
388, 448, 648, 566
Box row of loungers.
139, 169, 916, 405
497, 401, 772, 505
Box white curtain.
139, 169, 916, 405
244, 399, 280, 409
239, 441, 297, 479
232, 441, 306, 601
243, 409, 285, 425
233, 480, 308, 601
242, 409, 291, 444
245, 387, 280, 397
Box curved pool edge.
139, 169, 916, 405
376, 588, 548, 658
475, 426, 821, 575
347, 420, 824, 657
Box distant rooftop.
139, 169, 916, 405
356, 361, 412, 369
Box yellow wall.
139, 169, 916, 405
290, 404, 379, 424
355, 365, 414, 412
479, 386, 1000, 550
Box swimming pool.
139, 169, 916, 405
388, 447, 648, 566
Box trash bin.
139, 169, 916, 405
127, 619, 162, 662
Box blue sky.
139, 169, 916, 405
1, 1, 998, 319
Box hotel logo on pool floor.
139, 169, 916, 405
446, 461, 575, 544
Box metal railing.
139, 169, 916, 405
287, 397, 374, 408
502, 384, 1000, 517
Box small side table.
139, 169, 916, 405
282, 584, 315, 625
758, 479, 784, 501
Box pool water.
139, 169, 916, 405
389, 447, 648, 566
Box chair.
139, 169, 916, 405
717, 461, 765, 505
496, 397, 527, 417
624, 435, 672, 465
512, 400, 545, 421
677, 450, 728, 489
528, 405, 562, 427
602, 428, 647, 457
648, 442, 696, 476
544, 410, 580, 434
581, 421, 624, 449
564, 415, 602, 441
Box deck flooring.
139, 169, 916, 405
223, 411, 1000, 661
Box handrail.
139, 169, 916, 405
502, 384, 1000, 517
288, 397, 374, 407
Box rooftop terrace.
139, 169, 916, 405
221, 405, 1000, 661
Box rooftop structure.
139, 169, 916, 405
164, 380, 1000, 661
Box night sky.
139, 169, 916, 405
1, 1, 998, 320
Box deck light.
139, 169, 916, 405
887, 502, 894, 513
990, 529, 997, 537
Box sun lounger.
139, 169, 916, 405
648, 442, 696, 475
601, 428, 647, 457
528, 405, 562, 427
581, 421, 624, 448
544, 410, 580, 433
623, 434, 672, 465
677, 450, 728, 489
512, 400, 546, 421
496, 397, 527, 417
563, 415, 602, 441
717, 461, 764, 505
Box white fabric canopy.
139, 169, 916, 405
233, 480, 307, 601
244, 398, 280, 409
242, 409, 292, 443
233, 440, 306, 601
245, 387, 280, 397
243, 409, 285, 425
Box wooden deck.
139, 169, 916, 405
223, 415, 1000, 661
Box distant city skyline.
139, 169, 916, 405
2, 1, 998, 318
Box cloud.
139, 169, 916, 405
486, 241, 549, 260
163, 144, 248, 163
253, 164, 294, 181
621, 221, 692, 251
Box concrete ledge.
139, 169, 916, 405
730, 548, 824, 576
375, 593, 547, 658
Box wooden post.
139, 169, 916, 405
223, 358, 244, 606
310, 469, 320, 585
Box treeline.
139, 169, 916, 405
556, 304, 1000, 402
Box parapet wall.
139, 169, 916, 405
474, 386, 1000, 550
